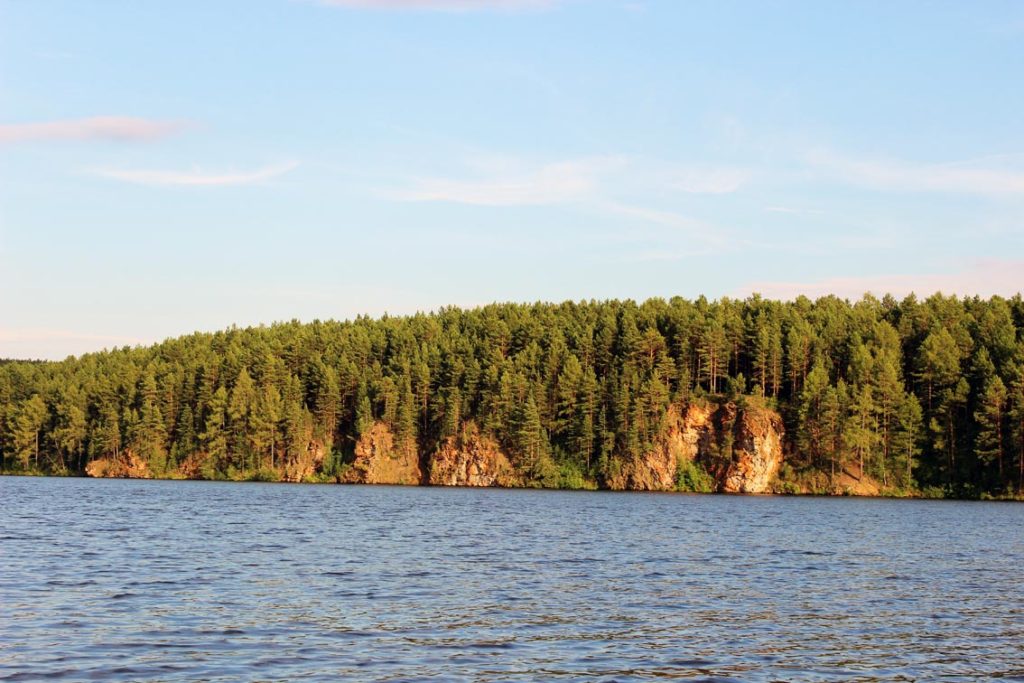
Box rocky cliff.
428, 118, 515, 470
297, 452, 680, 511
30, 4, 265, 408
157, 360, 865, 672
85, 450, 152, 478
606, 405, 703, 490
341, 421, 422, 485
717, 404, 785, 493
83, 402, 783, 493
606, 400, 784, 493
429, 422, 520, 487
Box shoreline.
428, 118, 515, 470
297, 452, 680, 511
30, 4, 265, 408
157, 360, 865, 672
4, 471, 1021, 502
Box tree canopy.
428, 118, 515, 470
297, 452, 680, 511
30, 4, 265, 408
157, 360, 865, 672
3, 293, 1023, 498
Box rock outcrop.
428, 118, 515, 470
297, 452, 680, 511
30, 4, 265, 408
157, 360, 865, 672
718, 404, 784, 494
342, 421, 422, 485
605, 400, 784, 494
428, 422, 519, 487
832, 468, 881, 496
606, 405, 697, 491
281, 441, 327, 483
176, 451, 211, 479
85, 450, 152, 479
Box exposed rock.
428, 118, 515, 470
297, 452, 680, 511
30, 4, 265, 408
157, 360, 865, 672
85, 450, 152, 479
605, 401, 784, 494
832, 468, 881, 496
281, 441, 327, 483
176, 451, 211, 480
342, 421, 422, 485
429, 422, 519, 487
605, 405, 697, 491
718, 404, 784, 494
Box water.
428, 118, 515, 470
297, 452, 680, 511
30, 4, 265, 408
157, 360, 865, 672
1, 478, 1022, 682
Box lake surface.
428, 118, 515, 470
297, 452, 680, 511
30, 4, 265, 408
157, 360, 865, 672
1, 478, 1022, 682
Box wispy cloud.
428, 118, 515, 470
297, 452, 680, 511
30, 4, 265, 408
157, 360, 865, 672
394, 156, 747, 206
807, 149, 1024, 196
390, 155, 742, 256
93, 161, 299, 187
594, 200, 730, 252
763, 205, 825, 215
319, 0, 560, 11
0, 116, 187, 144
395, 157, 616, 205
736, 260, 1024, 300
671, 167, 748, 194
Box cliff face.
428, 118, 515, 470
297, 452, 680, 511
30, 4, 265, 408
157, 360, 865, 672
606, 406, 696, 491
429, 422, 519, 487
85, 450, 152, 479
718, 405, 784, 494
342, 422, 422, 485
606, 401, 784, 493
280, 442, 327, 483
82, 403, 782, 493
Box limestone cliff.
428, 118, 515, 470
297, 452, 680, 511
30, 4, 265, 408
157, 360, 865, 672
605, 405, 695, 491
428, 422, 519, 487
176, 451, 210, 480
606, 401, 784, 494
342, 421, 422, 485
85, 450, 152, 479
717, 404, 784, 494
280, 441, 327, 483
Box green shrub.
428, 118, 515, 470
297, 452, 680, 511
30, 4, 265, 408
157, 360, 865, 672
676, 460, 715, 493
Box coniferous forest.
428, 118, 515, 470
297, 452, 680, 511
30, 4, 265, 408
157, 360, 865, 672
3, 293, 1024, 498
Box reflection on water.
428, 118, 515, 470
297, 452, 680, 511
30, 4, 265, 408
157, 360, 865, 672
1, 477, 1023, 681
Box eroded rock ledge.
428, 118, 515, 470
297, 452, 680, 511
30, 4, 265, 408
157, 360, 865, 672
85, 400, 785, 493
606, 401, 784, 494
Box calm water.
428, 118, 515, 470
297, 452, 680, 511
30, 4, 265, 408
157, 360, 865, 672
1, 478, 1022, 682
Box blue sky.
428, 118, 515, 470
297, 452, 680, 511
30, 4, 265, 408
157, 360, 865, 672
1, 0, 1023, 359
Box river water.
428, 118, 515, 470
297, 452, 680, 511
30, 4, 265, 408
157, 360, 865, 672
1, 477, 1022, 681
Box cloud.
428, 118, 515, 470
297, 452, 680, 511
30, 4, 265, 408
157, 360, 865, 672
763, 205, 824, 215
319, 0, 559, 10
396, 158, 617, 205
736, 260, 1024, 300
394, 156, 746, 206
93, 161, 299, 187
0, 116, 187, 144
807, 149, 1024, 196
671, 167, 748, 194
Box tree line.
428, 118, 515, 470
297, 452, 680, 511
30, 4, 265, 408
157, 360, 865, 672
2, 293, 1023, 497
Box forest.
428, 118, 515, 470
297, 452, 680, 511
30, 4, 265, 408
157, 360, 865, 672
2, 293, 1023, 498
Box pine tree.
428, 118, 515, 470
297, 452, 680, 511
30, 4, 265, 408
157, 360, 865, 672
13, 395, 47, 470
797, 363, 831, 470
974, 375, 1008, 488
514, 393, 545, 470
892, 393, 923, 490
252, 384, 282, 468
135, 372, 168, 474
844, 383, 877, 482
915, 327, 960, 411
441, 386, 461, 439
53, 392, 87, 472
228, 368, 256, 472
353, 382, 373, 438
201, 386, 229, 468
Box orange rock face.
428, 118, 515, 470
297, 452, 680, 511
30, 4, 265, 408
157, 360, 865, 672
606, 405, 697, 491
343, 422, 422, 485
606, 401, 784, 493
719, 405, 784, 494
84, 450, 152, 479
428, 422, 519, 487
280, 441, 327, 483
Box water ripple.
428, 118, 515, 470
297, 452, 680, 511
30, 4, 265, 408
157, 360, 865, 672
1, 477, 1022, 681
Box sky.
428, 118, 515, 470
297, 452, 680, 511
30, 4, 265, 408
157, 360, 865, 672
1, 0, 1023, 360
